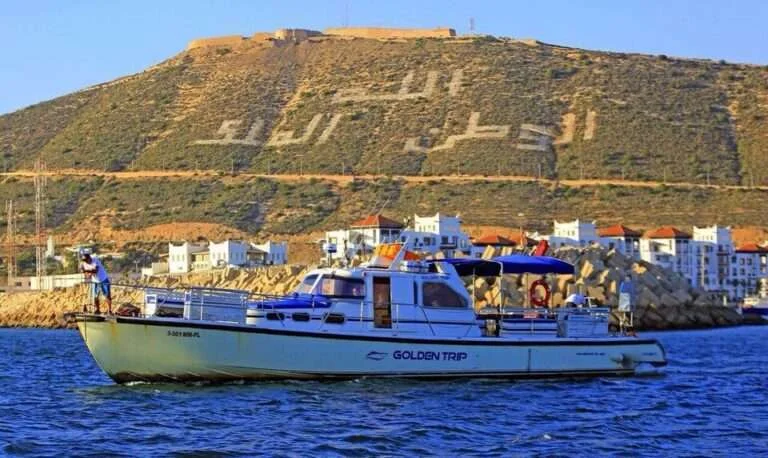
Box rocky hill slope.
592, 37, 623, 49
1, 30, 768, 239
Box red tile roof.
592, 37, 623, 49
736, 242, 768, 253
598, 224, 641, 238
644, 226, 692, 239
473, 234, 516, 246
510, 231, 535, 247
350, 214, 404, 229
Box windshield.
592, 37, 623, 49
294, 274, 318, 294
316, 276, 365, 298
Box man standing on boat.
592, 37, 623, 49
80, 249, 112, 314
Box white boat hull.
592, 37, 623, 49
76, 315, 666, 383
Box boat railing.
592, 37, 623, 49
474, 305, 612, 335
183, 287, 250, 323
104, 284, 251, 323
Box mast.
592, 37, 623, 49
5, 200, 15, 289
34, 158, 47, 286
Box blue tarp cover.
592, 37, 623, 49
432, 255, 574, 276
251, 294, 331, 309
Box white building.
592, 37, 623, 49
401, 213, 472, 257
208, 240, 250, 268
166, 239, 288, 273
598, 224, 641, 260
323, 213, 472, 261
640, 226, 695, 284
168, 241, 208, 273
250, 241, 288, 265
141, 262, 169, 277
324, 215, 405, 260
692, 225, 733, 296
548, 219, 599, 248
732, 243, 768, 300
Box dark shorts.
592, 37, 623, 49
92, 280, 111, 298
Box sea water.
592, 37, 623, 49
0, 326, 766, 456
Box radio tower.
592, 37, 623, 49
5, 200, 15, 289
34, 158, 47, 285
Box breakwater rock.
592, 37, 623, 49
470, 245, 745, 330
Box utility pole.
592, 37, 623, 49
34, 159, 47, 286
5, 200, 15, 290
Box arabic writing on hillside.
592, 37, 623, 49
192, 68, 597, 150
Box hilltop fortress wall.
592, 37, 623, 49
323, 27, 456, 39
186, 27, 456, 50
186, 35, 247, 50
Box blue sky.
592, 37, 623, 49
2, 0, 766, 114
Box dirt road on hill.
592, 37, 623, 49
2, 169, 765, 191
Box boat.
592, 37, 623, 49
742, 296, 768, 321
70, 245, 667, 383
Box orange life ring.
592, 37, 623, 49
529, 279, 551, 307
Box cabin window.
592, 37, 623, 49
317, 276, 365, 297
295, 274, 318, 294
422, 282, 468, 308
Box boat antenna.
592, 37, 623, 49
373, 195, 391, 216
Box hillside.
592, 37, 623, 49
1, 28, 768, 244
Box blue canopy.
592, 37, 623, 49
431, 255, 574, 276
493, 255, 574, 275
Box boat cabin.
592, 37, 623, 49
141, 246, 611, 339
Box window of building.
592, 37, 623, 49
422, 282, 467, 308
